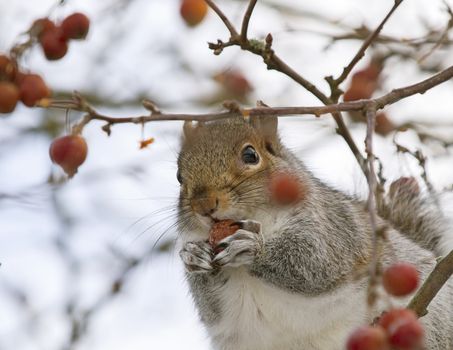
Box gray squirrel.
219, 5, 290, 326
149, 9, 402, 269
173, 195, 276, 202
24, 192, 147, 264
176, 115, 453, 350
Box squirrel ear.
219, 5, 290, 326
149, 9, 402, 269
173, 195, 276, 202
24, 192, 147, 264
249, 115, 278, 139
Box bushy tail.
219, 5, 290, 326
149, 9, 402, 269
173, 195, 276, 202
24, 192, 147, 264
378, 177, 453, 257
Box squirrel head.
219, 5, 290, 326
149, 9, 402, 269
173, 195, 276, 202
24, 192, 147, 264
177, 115, 305, 232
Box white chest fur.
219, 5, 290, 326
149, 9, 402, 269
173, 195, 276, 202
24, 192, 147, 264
208, 268, 368, 350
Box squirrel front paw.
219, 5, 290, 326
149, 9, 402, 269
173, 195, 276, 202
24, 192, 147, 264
179, 240, 214, 273
213, 220, 263, 268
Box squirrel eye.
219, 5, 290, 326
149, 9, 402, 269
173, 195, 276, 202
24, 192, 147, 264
241, 145, 259, 165
176, 170, 183, 184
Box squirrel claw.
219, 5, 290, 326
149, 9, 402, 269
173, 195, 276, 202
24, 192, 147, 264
213, 229, 263, 268
180, 241, 214, 273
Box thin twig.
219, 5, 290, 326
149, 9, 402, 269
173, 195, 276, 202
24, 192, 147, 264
332, 0, 404, 87
417, 2, 453, 63
364, 104, 381, 305
241, 0, 258, 42
204, 0, 239, 38
394, 142, 439, 205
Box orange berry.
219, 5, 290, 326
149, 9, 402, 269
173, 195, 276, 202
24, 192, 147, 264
0, 82, 20, 114
49, 135, 88, 177
180, 0, 208, 27
18, 74, 51, 107
61, 13, 90, 40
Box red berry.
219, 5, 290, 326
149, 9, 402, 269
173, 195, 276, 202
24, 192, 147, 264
209, 219, 240, 249
61, 13, 90, 40
389, 318, 424, 349
378, 308, 417, 331
180, 0, 208, 27
0, 82, 20, 114
0, 55, 17, 81
214, 70, 253, 98
269, 172, 304, 205
32, 18, 57, 39
18, 74, 51, 107
360, 62, 382, 81
49, 135, 88, 177
40, 29, 68, 60
343, 78, 376, 101
383, 263, 419, 297
343, 62, 382, 102
346, 326, 389, 350
379, 309, 424, 349
374, 113, 395, 136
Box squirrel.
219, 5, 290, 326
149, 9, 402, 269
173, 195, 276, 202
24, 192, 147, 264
176, 115, 453, 350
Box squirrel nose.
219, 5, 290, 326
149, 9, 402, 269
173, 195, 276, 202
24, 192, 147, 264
192, 196, 219, 217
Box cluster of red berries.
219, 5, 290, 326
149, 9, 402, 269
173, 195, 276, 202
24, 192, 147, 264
1, 13, 90, 177
0, 55, 51, 113
347, 263, 423, 350
33, 13, 90, 61
34, 13, 90, 177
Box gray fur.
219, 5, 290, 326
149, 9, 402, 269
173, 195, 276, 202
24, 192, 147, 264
378, 178, 450, 257
177, 116, 453, 349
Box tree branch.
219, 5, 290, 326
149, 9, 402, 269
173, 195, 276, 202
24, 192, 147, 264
364, 104, 386, 306
43, 64, 453, 128
408, 250, 453, 317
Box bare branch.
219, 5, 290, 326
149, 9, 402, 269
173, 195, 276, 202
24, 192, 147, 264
373, 65, 453, 108
408, 249, 453, 317
43, 64, 453, 126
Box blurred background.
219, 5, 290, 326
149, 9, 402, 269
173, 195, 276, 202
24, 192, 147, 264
1, 0, 453, 349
